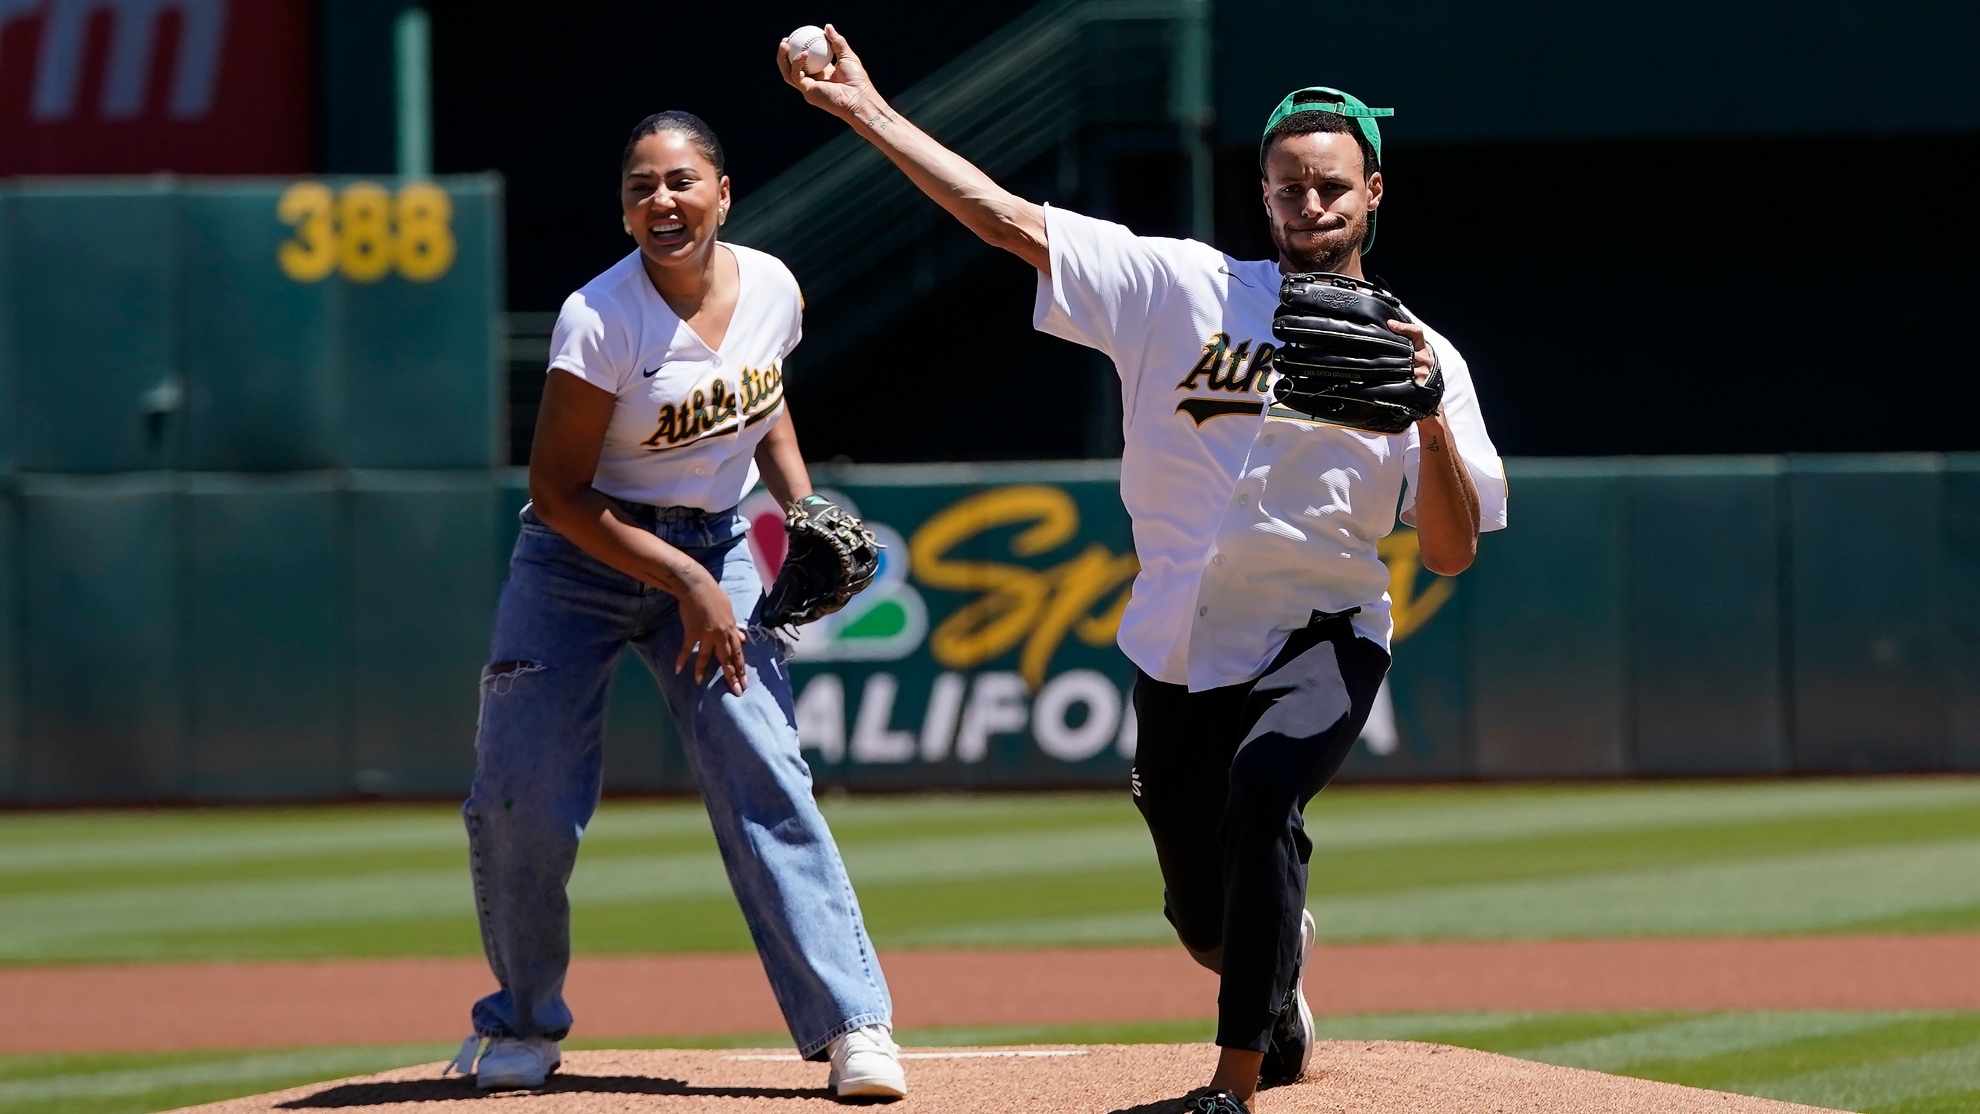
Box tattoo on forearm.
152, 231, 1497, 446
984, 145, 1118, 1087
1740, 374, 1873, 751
1426, 434, 1443, 452
854, 97, 900, 132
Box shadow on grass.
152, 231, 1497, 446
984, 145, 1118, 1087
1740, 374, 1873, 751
278, 1076, 840, 1107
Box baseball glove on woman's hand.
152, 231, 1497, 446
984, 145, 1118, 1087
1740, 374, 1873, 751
1270, 272, 1443, 434
761, 494, 881, 628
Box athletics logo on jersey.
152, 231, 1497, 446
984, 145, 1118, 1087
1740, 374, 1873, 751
1174, 332, 1272, 426
639, 361, 784, 451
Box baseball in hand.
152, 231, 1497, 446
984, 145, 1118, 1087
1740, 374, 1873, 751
785, 25, 830, 75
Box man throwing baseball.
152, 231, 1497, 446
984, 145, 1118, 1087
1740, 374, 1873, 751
781, 27, 1507, 1114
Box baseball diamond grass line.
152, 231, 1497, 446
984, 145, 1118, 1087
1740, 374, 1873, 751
877, 832, 1980, 944
9, 1014, 1980, 1114
1744, 1041, 1980, 1111
6, 781, 1980, 961
0, 1047, 458, 1102
0, 794, 1139, 875
1505, 1012, 1915, 1072
5, 779, 1976, 872
1304, 839, 1980, 940
1316, 1011, 1980, 1113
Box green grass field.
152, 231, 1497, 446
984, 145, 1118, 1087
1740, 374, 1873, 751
7, 778, 1980, 1113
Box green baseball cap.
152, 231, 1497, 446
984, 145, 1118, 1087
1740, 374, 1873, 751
1260, 86, 1393, 252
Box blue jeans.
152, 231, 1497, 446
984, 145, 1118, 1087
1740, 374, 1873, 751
463, 503, 892, 1060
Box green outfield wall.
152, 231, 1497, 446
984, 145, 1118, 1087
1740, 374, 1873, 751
0, 176, 503, 802
3, 454, 1975, 802
0, 176, 502, 473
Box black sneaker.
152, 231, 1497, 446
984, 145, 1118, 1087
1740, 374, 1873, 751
1257, 908, 1316, 1089
1180, 1088, 1251, 1114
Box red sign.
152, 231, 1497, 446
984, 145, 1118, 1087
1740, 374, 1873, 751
0, 0, 313, 175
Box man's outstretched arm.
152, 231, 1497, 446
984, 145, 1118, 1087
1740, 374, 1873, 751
778, 25, 1049, 273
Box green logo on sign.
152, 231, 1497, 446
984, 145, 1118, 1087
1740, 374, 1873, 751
741, 489, 928, 661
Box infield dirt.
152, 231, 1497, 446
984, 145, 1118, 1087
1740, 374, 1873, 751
174, 1044, 1844, 1114
16, 935, 1980, 1055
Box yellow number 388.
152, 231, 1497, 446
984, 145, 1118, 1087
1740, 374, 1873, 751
277, 181, 457, 283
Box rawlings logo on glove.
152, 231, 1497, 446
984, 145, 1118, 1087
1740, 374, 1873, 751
760, 493, 882, 629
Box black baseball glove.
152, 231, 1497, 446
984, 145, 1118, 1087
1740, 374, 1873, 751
1270, 272, 1443, 434
760, 493, 881, 629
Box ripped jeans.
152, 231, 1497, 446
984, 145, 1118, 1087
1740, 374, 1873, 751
463, 503, 892, 1060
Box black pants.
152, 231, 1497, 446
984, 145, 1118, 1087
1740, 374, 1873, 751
1130, 612, 1390, 1051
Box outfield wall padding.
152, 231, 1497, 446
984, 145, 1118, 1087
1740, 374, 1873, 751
1787, 456, 1949, 773
1470, 461, 1629, 779
0, 454, 1976, 801
345, 472, 500, 797
1945, 456, 1980, 771
1626, 458, 1788, 775
16, 473, 184, 800
183, 473, 343, 798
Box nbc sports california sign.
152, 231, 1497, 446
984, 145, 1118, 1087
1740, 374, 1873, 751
738, 462, 1456, 789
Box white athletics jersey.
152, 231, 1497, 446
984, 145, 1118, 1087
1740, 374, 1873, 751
1034, 206, 1509, 691
548, 244, 796, 509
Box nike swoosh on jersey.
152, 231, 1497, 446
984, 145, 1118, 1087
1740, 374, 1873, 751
641, 366, 661, 378
1217, 265, 1259, 290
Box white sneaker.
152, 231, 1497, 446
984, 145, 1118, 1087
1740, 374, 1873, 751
828, 1023, 906, 1099
471, 1035, 561, 1090
1259, 908, 1317, 1088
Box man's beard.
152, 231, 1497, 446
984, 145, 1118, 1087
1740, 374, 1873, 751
1271, 210, 1366, 273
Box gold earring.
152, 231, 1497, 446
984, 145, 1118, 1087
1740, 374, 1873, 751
622, 215, 632, 235
718, 206, 728, 225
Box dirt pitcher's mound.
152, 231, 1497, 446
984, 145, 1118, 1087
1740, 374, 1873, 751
174, 1044, 1846, 1114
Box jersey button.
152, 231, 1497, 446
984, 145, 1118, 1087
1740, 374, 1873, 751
694, 465, 709, 476
1198, 606, 1209, 617
1212, 554, 1225, 565
1237, 494, 1249, 506
1262, 434, 1275, 446
711, 355, 723, 367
